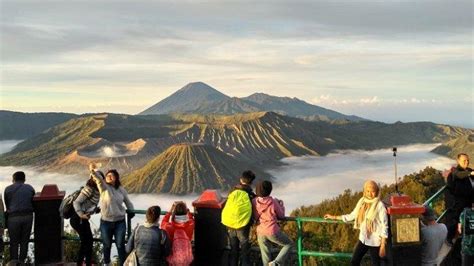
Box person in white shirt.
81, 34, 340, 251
324, 180, 388, 266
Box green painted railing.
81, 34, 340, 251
62, 185, 449, 265
292, 216, 352, 265
422, 185, 447, 223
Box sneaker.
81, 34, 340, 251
269, 261, 279, 266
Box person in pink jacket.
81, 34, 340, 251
253, 180, 294, 266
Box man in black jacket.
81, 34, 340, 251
444, 154, 474, 264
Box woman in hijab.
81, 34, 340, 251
324, 180, 388, 266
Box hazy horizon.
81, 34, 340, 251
1, 1, 472, 127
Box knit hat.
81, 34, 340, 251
422, 206, 437, 221
256, 180, 272, 197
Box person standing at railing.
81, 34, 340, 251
420, 207, 448, 266
253, 180, 293, 266
0, 192, 5, 262
444, 153, 474, 265
161, 201, 194, 265
222, 170, 256, 266
324, 180, 388, 266
4, 171, 35, 264
457, 204, 474, 266
445, 153, 474, 244
126, 205, 171, 265
90, 164, 134, 266
71, 171, 101, 266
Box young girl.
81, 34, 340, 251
161, 201, 195, 266
324, 180, 388, 266
253, 180, 293, 266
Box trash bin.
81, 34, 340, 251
192, 189, 227, 266
33, 184, 65, 264
387, 194, 425, 266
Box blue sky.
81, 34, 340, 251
0, 0, 472, 127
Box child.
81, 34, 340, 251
224, 170, 256, 266
161, 201, 195, 266
253, 180, 294, 266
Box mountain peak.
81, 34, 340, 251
139, 82, 229, 115
179, 82, 222, 94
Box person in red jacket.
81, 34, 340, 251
161, 201, 195, 266
161, 201, 194, 240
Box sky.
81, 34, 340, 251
0, 0, 472, 127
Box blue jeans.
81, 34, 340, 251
100, 219, 126, 265
257, 231, 294, 265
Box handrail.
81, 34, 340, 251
422, 185, 447, 222
423, 185, 446, 207
62, 185, 450, 265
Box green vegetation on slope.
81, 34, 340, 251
123, 143, 271, 194
0, 110, 77, 140
432, 134, 474, 160
283, 167, 445, 265
0, 115, 105, 166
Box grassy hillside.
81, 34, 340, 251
432, 134, 474, 159
123, 143, 271, 194
0, 115, 105, 166
0, 110, 77, 140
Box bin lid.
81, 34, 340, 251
33, 184, 65, 201
192, 189, 225, 209
387, 194, 424, 215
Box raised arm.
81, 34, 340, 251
90, 171, 106, 193
452, 168, 473, 179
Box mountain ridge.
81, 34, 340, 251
138, 82, 365, 121
1, 111, 472, 194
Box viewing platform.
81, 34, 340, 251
1, 183, 452, 266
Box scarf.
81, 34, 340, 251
353, 196, 380, 234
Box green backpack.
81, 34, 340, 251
461, 208, 474, 256
221, 189, 252, 229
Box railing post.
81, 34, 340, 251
126, 211, 132, 240
297, 218, 303, 266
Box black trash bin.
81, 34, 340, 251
387, 194, 425, 266
192, 189, 227, 266
33, 184, 65, 264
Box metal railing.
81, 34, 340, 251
422, 185, 447, 222
61, 185, 449, 266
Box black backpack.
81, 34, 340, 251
59, 187, 83, 219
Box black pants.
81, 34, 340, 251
351, 240, 381, 266
70, 213, 93, 266
7, 214, 33, 262
228, 225, 251, 266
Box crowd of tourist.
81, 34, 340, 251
0, 153, 472, 265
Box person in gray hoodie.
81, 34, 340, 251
126, 205, 171, 265
90, 166, 134, 266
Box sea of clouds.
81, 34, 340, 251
0, 141, 455, 228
